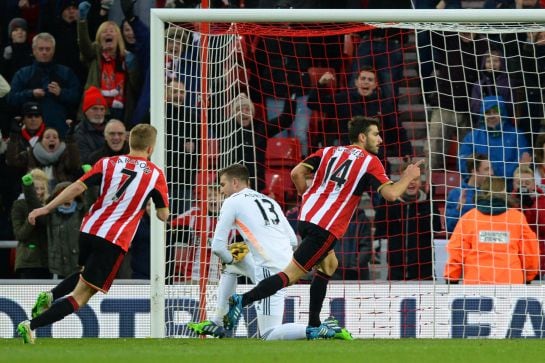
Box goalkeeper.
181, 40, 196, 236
188, 164, 352, 340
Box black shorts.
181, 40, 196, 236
293, 221, 337, 272
79, 232, 125, 293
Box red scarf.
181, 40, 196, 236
100, 53, 125, 108
21, 122, 45, 147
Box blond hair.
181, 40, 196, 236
29, 168, 50, 202
129, 124, 157, 151
513, 165, 534, 179
95, 21, 125, 55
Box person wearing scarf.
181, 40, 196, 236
6, 102, 46, 171
445, 176, 539, 284
27, 127, 81, 188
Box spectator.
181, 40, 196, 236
88, 119, 128, 165
120, 0, 151, 125
11, 168, 51, 279
427, 31, 488, 169
1, 17, 33, 82
251, 11, 312, 156
77, 5, 140, 123
458, 95, 531, 186
511, 165, 545, 279
7, 32, 81, 137
307, 67, 412, 164
374, 162, 441, 280
73, 86, 109, 164
519, 30, 545, 140
6, 102, 46, 173
445, 154, 493, 233
169, 184, 224, 283
350, 0, 412, 101
470, 48, 521, 124
165, 78, 199, 214
131, 199, 151, 279
24, 126, 81, 189
227, 92, 295, 193
45, 0, 87, 85
44, 180, 88, 278
444, 176, 539, 284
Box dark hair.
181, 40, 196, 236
348, 116, 380, 143
466, 153, 488, 174
218, 164, 250, 184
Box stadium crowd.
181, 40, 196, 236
1, 0, 545, 284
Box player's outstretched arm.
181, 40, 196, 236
28, 181, 87, 225
379, 159, 424, 202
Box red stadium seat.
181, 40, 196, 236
266, 137, 302, 168
431, 170, 461, 200
263, 168, 297, 206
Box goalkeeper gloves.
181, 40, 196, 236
228, 242, 249, 263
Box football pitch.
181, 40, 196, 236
1, 338, 545, 363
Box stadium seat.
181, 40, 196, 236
263, 168, 297, 205
266, 137, 302, 168
431, 170, 461, 200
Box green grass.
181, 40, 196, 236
1, 338, 545, 363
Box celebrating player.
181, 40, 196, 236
17, 124, 169, 344
226, 116, 423, 339
188, 164, 351, 340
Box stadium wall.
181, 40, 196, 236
2, 284, 545, 339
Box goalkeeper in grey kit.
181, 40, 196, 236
188, 164, 352, 340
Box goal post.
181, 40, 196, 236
150, 8, 545, 339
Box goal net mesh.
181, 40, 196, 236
159, 18, 545, 338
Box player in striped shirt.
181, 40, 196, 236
17, 124, 169, 344
226, 116, 423, 339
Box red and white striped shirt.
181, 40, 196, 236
299, 145, 391, 238
79, 155, 169, 251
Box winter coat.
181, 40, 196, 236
445, 199, 539, 284
445, 182, 478, 233
374, 189, 441, 280
470, 51, 519, 119
73, 118, 106, 165
7, 60, 81, 137
46, 201, 86, 276
11, 184, 48, 270
458, 96, 530, 179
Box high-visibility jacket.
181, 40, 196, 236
444, 208, 539, 284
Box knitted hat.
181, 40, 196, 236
82, 86, 108, 113
8, 18, 28, 35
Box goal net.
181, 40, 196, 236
150, 8, 545, 339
